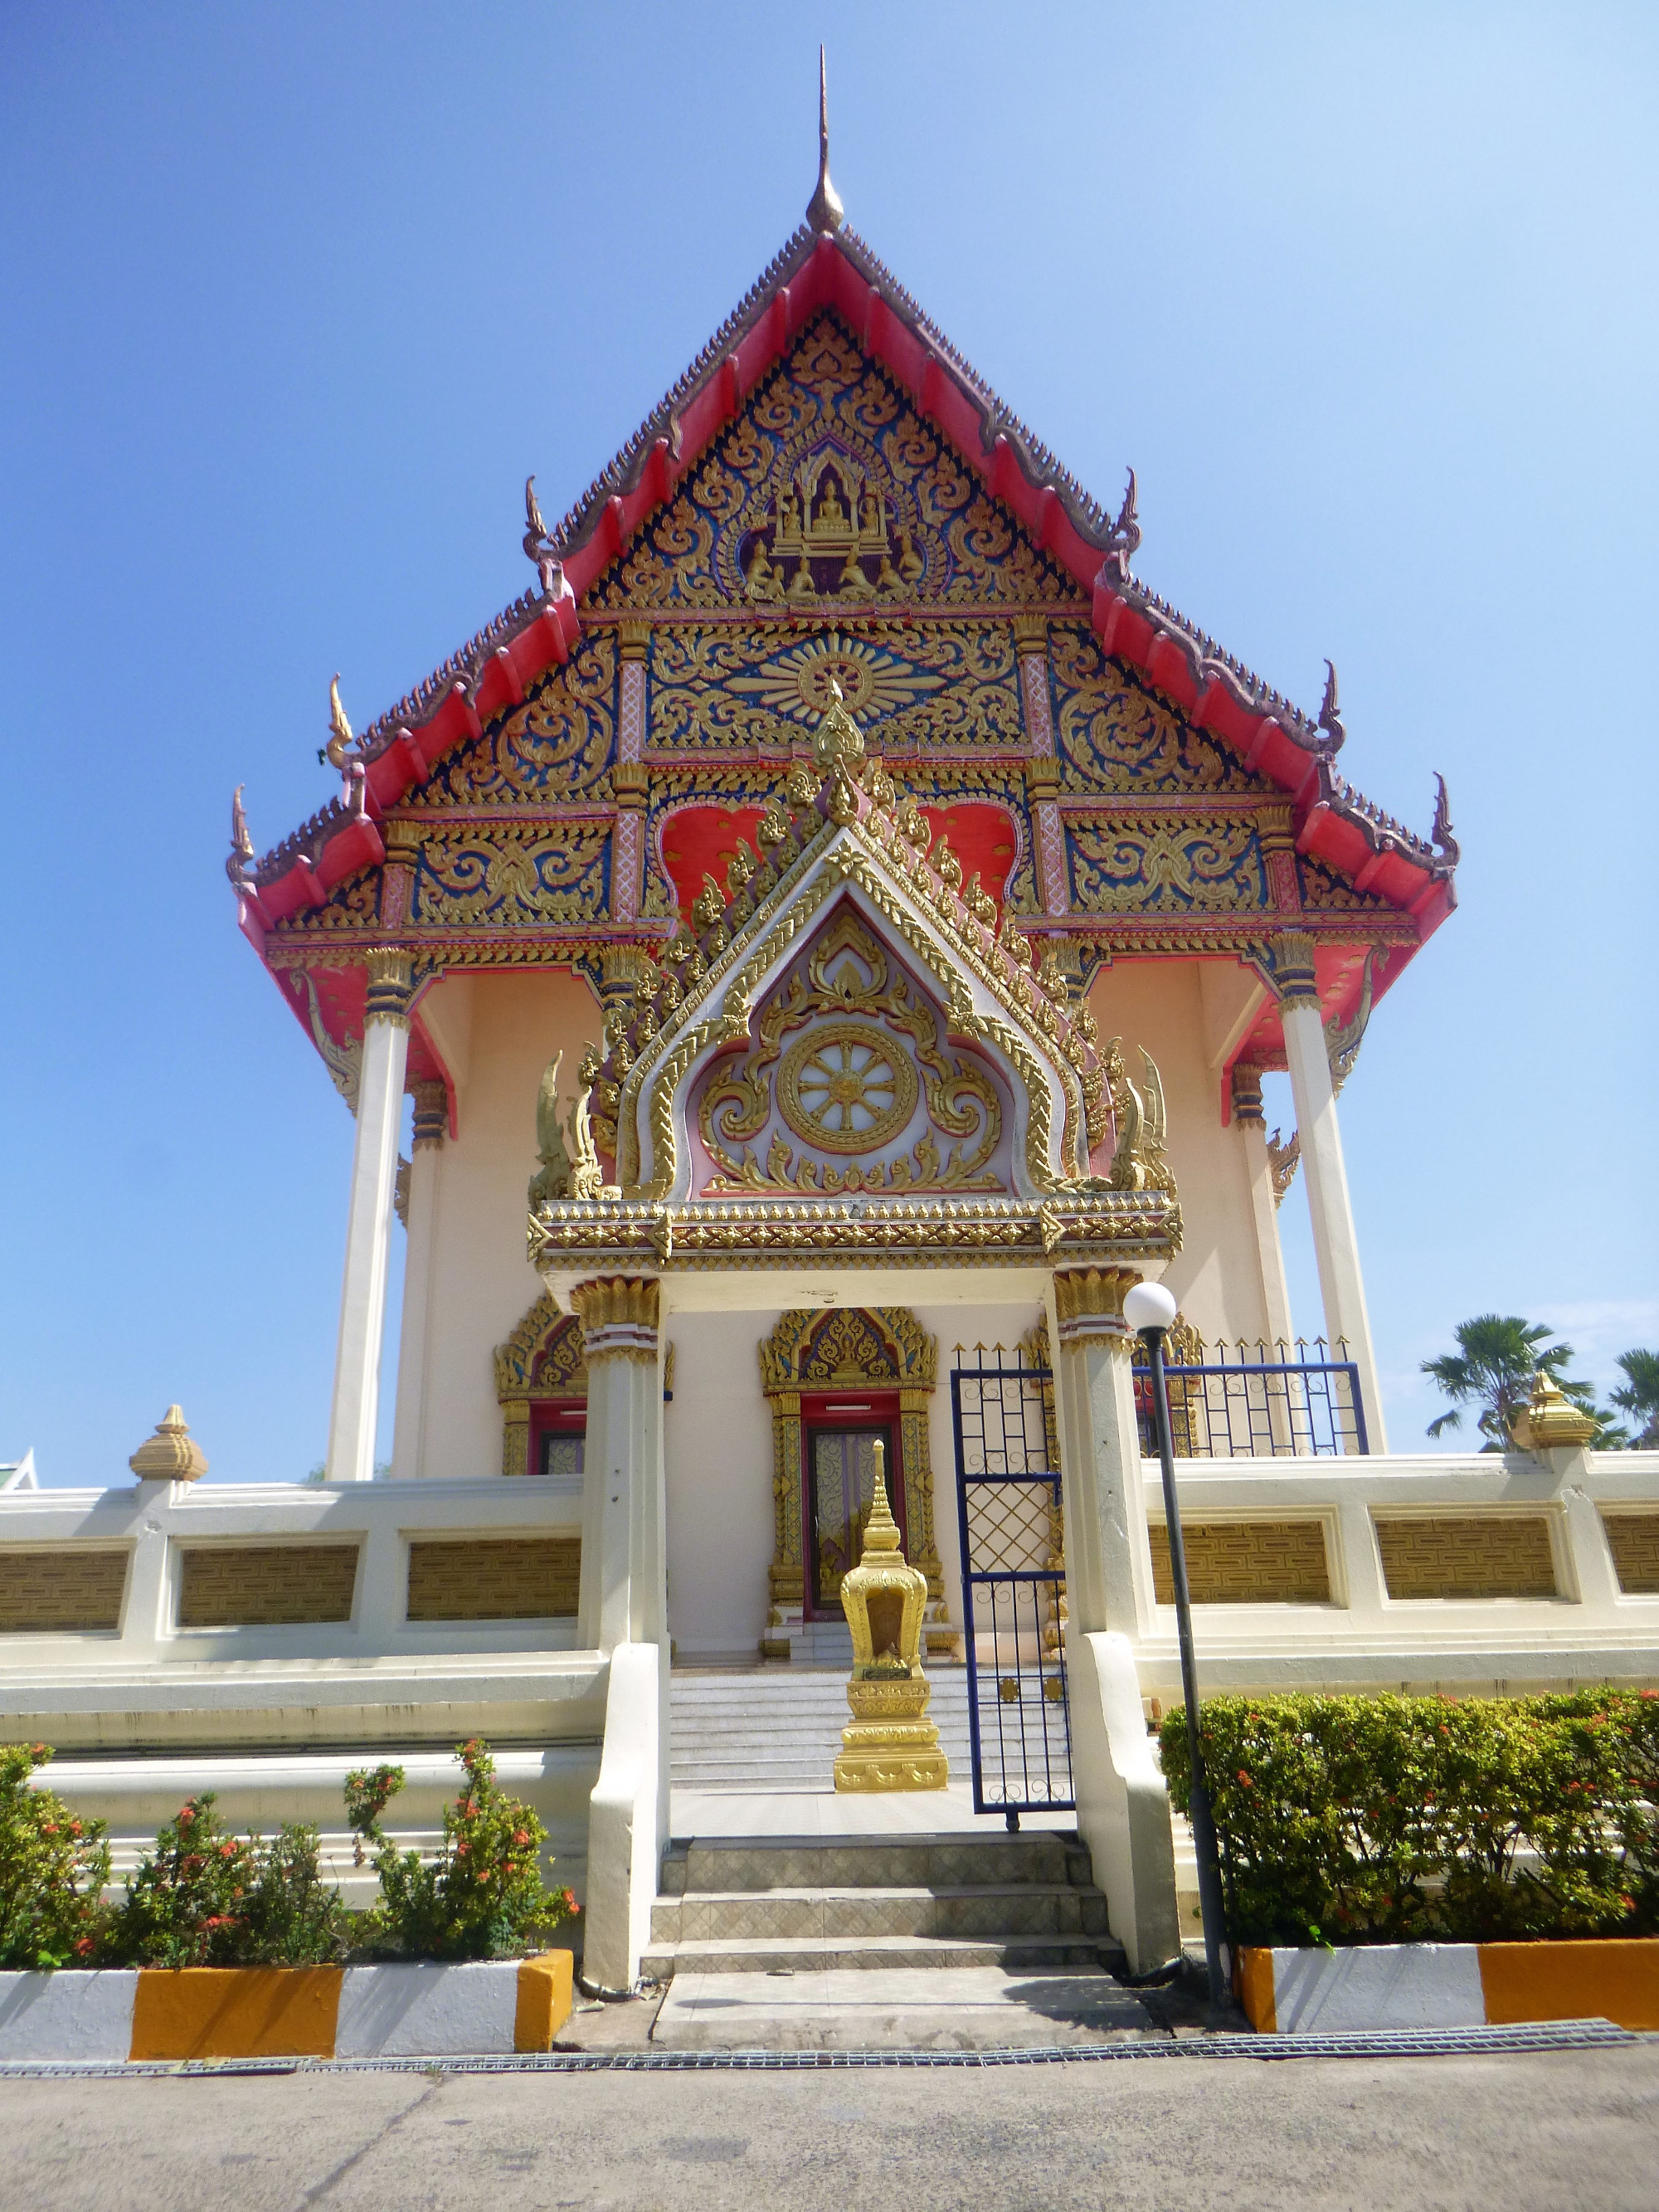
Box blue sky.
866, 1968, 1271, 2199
2, 2, 1653, 1483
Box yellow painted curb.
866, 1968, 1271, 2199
513, 1951, 575, 2051
130, 1967, 343, 2060
1478, 1940, 1659, 2032
1236, 1948, 1277, 2033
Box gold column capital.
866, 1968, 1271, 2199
617, 618, 651, 662
364, 945, 416, 1026
570, 1275, 660, 1363
1053, 1264, 1141, 1346
1229, 1063, 1265, 1126
1255, 803, 1295, 853
411, 1079, 448, 1149
1011, 611, 1049, 656
1270, 929, 1319, 1007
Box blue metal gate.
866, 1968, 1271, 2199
951, 1349, 1073, 1828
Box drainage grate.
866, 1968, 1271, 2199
0, 2019, 1637, 2078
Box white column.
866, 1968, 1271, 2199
1230, 1064, 1295, 1349
326, 949, 413, 1484
572, 1274, 669, 1993
390, 1080, 447, 1482
573, 1278, 667, 1651
1048, 1267, 1157, 1641
1276, 935, 1389, 1452
1047, 1264, 1180, 1973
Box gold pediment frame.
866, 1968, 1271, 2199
618, 832, 1086, 1205
494, 1290, 587, 1477
757, 1306, 944, 1624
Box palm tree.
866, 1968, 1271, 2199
1421, 1314, 1590, 1450
1611, 1349, 1659, 1448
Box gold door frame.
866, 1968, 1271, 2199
758, 1306, 941, 1615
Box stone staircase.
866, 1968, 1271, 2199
672, 1665, 973, 1791
640, 1831, 1125, 1981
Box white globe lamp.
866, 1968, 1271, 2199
1123, 1281, 1179, 1337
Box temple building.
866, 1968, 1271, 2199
230, 155, 1456, 1656
7, 118, 1652, 2000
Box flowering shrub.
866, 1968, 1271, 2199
0, 1744, 112, 1969
108, 1794, 352, 1967
346, 1737, 578, 1961
107, 1794, 256, 1966
1160, 1689, 1659, 1947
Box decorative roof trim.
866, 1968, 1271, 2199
241, 222, 1457, 942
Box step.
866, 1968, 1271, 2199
660, 1834, 1091, 1893
639, 1933, 1122, 1978
649, 1883, 1112, 1945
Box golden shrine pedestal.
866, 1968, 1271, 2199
833, 1447, 948, 1792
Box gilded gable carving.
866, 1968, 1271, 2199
693, 909, 1011, 1196
587, 315, 1084, 612
1049, 622, 1259, 793
759, 1304, 938, 1392
1067, 816, 1266, 914
411, 632, 616, 806
273, 866, 382, 934
413, 825, 611, 926
1300, 854, 1392, 911
647, 620, 1023, 754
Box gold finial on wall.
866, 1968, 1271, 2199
129, 1406, 208, 1484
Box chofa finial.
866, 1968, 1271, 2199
806, 46, 845, 233
324, 674, 355, 769
1317, 659, 1346, 749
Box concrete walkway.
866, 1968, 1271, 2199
652, 1965, 1158, 2049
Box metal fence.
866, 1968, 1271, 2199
1131, 1338, 1368, 1458
950, 1347, 1073, 1825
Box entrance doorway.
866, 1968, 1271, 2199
804, 1414, 900, 1619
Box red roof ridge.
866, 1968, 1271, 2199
244, 220, 1458, 923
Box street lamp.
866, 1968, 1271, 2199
1123, 1278, 1230, 2013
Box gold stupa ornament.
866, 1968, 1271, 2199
1509, 1371, 1598, 1453
128, 1405, 208, 1483
833, 1444, 948, 1792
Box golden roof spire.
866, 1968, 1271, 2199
806, 46, 844, 234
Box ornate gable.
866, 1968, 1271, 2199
243, 217, 1455, 1116
528, 694, 1184, 1287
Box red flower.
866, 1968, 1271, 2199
220, 1842, 239, 1858
455, 1841, 469, 1856
1238, 1770, 1253, 1786
74, 1937, 95, 1957
504, 1861, 517, 1877
513, 1830, 530, 1848
178, 1809, 195, 1827
41, 1823, 58, 1835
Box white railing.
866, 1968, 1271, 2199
1133, 1446, 1659, 1697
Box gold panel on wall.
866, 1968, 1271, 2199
1374, 1516, 1558, 1601
176, 1544, 360, 1628
406, 1537, 581, 1622
1149, 1521, 1331, 1605
0, 1548, 129, 1633
1602, 1512, 1659, 1596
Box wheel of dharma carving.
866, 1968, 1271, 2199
779, 1021, 918, 1154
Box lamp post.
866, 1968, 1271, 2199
1123, 1279, 1230, 2013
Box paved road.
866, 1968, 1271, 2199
2, 2045, 1656, 2210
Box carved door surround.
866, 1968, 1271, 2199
494, 1290, 588, 1476
758, 1304, 951, 1659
